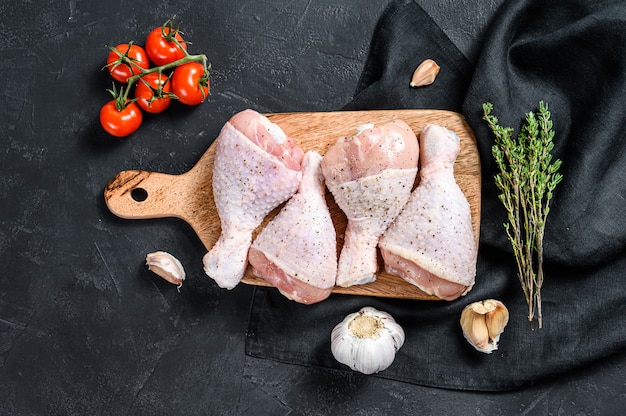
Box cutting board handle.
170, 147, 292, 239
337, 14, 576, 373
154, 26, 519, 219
105, 160, 215, 249
105, 169, 191, 220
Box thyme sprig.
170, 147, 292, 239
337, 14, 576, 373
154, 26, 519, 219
482, 101, 563, 329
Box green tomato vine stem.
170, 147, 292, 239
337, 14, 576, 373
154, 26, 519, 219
115, 53, 209, 106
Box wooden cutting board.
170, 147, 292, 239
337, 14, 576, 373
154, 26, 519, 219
104, 109, 481, 300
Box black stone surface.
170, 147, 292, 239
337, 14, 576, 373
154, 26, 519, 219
1, 0, 624, 414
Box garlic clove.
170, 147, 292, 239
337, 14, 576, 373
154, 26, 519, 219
331, 306, 405, 375
410, 59, 440, 88
146, 251, 186, 288
460, 299, 509, 354
485, 299, 509, 343
461, 309, 490, 351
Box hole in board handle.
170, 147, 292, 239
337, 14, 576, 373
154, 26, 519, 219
131, 188, 148, 202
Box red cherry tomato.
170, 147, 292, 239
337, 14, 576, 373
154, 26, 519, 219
135, 72, 172, 113
145, 26, 187, 66
171, 63, 210, 105
100, 100, 143, 138
106, 43, 150, 83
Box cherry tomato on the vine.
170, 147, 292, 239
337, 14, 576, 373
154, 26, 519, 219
171, 63, 210, 105
106, 43, 150, 83
100, 100, 143, 138
135, 72, 172, 113
145, 26, 187, 66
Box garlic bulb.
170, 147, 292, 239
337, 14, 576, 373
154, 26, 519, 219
460, 299, 509, 354
331, 306, 405, 374
146, 251, 186, 288
410, 59, 440, 87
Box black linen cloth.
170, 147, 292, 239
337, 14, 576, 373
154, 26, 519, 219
245, 0, 626, 390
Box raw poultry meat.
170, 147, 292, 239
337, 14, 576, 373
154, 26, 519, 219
248, 151, 337, 304
203, 109, 304, 289
379, 124, 476, 300
321, 120, 419, 287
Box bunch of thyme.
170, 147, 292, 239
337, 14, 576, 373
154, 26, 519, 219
482, 101, 563, 329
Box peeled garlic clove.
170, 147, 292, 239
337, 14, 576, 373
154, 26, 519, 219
410, 59, 440, 87
146, 251, 186, 288
460, 299, 509, 354
331, 306, 405, 375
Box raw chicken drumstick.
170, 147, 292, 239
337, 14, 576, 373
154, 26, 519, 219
321, 120, 419, 287
203, 109, 304, 289
248, 151, 337, 304
379, 124, 476, 300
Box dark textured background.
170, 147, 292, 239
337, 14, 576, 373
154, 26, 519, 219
1, 0, 624, 414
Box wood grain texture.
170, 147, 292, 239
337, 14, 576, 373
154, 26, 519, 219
104, 109, 481, 300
